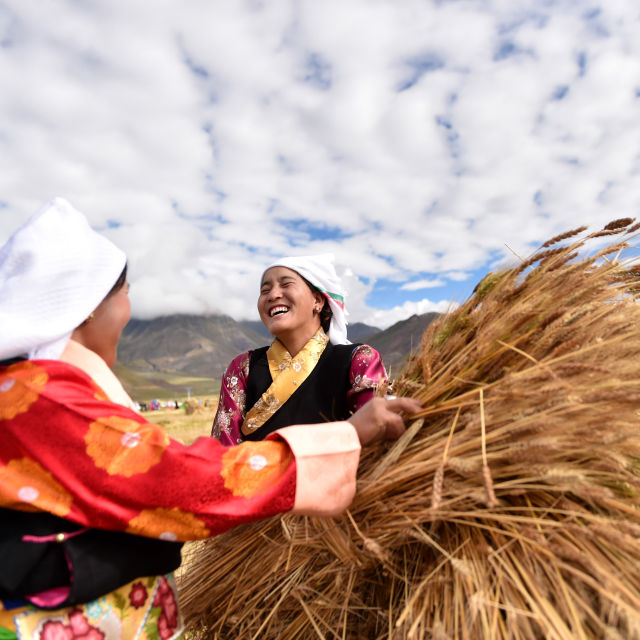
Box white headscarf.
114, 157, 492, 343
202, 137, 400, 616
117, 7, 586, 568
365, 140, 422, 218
0, 197, 127, 361
264, 253, 350, 345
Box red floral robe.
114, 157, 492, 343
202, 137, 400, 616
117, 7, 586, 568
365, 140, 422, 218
0, 358, 360, 638
0, 360, 297, 540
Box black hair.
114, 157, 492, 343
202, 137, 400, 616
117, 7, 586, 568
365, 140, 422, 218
106, 264, 128, 298
300, 275, 332, 333
75, 264, 128, 329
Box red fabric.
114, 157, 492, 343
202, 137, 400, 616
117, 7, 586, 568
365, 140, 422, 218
0, 360, 296, 540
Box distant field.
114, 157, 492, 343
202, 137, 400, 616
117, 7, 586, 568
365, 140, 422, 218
113, 362, 220, 403
145, 404, 218, 445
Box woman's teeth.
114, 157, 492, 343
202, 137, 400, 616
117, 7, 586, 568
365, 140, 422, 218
270, 306, 289, 317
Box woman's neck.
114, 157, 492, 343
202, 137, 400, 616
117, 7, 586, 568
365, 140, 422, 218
276, 326, 323, 357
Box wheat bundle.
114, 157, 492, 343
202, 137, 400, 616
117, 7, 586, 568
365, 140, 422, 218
183, 398, 207, 415
178, 220, 640, 639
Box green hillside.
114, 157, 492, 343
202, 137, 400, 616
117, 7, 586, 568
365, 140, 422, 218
112, 310, 439, 400
113, 362, 219, 403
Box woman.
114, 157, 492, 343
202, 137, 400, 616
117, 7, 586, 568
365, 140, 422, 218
0, 199, 419, 639
212, 254, 388, 445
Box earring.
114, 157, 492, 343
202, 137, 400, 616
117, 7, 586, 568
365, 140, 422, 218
85, 313, 95, 323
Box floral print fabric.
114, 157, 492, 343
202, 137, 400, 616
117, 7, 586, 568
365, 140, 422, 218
212, 343, 387, 446
0, 361, 48, 421
1, 574, 183, 640
0, 360, 297, 541
220, 441, 293, 498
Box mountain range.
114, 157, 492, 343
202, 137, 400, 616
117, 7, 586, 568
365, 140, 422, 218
116, 312, 438, 400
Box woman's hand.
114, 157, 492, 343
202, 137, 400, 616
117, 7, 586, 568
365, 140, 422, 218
348, 396, 422, 446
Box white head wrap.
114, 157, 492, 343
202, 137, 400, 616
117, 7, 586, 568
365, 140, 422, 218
0, 197, 127, 361
264, 253, 350, 345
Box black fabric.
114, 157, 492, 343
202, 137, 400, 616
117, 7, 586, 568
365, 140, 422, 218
243, 342, 359, 441
0, 356, 27, 366
0, 508, 183, 608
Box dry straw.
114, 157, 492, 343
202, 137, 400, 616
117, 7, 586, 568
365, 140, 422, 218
179, 220, 640, 639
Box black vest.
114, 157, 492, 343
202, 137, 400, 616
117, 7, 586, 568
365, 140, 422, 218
0, 508, 183, 608
242, 342, 358, 441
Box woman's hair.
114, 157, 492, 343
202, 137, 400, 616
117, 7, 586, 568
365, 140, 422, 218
106, 264, 128, 298
79, 265, 128, 328
300, 275, 332, 333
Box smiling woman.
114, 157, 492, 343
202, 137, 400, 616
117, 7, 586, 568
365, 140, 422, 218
258, 266, 325, 357
211, 254, 389, 445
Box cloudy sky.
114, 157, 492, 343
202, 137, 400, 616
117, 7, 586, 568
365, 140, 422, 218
1, 0, 639, 328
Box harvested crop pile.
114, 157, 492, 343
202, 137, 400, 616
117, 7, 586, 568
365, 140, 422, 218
183, 398, 206, 415
179, 219, 640, 639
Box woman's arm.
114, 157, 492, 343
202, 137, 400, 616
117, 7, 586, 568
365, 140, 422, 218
347, 345, 388, 411
211, 352, 251, 446
0, 360, 361, 540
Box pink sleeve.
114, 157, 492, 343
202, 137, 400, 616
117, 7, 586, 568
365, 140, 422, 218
347, 345, 388, 412
270, 422, 361, 516
211, 352, 251, 446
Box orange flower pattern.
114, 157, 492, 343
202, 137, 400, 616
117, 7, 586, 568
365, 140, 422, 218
1, 359, 296, 543
127, 507, 210, 540
221, 440, 293, 498
90, 379, 110, 402
85, 415, 169, 477
0, 361, 48, 421
0, 457, 72, 516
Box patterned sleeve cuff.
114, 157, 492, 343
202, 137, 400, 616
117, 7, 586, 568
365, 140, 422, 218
272, 422, 361, 516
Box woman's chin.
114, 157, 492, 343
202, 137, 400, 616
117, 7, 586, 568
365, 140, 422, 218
265, 317, 291, 335
267, 325, 288, 338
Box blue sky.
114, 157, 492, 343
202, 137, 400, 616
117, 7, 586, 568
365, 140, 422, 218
1, 1, 639, 328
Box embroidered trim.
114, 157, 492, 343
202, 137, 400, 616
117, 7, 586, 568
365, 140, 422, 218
241, 330, 329, 435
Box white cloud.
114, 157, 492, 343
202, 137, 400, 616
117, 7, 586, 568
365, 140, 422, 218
400, 278, 445, 291
1, 1, 639, 328
445, 271, 470, 282
363, 298, 457, 331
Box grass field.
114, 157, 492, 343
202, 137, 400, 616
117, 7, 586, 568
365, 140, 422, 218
113, 362, 221, 404
145, 404, 218, 444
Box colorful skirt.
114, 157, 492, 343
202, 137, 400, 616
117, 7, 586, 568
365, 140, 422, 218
0, 574, 183, 640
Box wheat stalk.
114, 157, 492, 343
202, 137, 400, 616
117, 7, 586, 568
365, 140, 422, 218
179, 219, 640, 639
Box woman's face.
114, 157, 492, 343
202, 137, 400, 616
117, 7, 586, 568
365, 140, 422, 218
73, 282, 131, 367
258, 267, 324, 339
